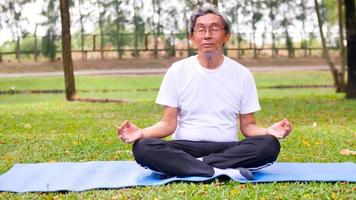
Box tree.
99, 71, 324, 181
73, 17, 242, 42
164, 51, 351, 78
184, 0, 196, 56
97, 0, 109, 60
151, 0, 162, 59
212, 0, 218, 7
42, 0, 59, 61
42, 30, 57, 61
280, 1, 295, 58
0, 0, 28, 62
162, 5, 179, 57
337, 0, 346, 92
59, 0, 76, 101
251, 0, 263, 58
265, 0, 277, 57
225, 0, 242, 58
131, 0, 145, 58
315, 0, 344, 92
345, 0, 356, 98
296, 0, 312, 57
321, 0, 338, 47
77, 0, 91, 60
204, 0, 218, 7
109, 0, 126, 59
240, 0, 263, 58
34, 23, 40, 61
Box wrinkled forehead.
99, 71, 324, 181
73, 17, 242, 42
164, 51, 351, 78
195, 13, 224, 27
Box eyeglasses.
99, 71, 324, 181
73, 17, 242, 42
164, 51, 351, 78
194, 25, 225, 36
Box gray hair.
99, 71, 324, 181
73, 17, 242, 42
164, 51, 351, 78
189, 3, 231, 35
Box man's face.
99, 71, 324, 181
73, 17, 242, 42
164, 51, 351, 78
190, 13, 230, 55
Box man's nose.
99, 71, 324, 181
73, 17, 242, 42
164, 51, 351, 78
203, 29, 212, 39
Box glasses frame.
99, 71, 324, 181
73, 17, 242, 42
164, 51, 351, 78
193, 25, 225, 37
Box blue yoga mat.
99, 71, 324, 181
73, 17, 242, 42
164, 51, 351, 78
0, 161, 355, 192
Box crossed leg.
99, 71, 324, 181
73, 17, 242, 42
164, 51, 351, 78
132, 135, 280, 177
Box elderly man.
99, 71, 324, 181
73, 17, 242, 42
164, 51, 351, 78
118, 4, 292, 180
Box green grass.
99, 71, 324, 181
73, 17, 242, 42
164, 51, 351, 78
0, 71, 332, 91
0, 75, 163, 91
254, 71, 334, 87
0, 71, 355, 199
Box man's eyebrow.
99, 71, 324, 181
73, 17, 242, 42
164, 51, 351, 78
195, 22, 223, 27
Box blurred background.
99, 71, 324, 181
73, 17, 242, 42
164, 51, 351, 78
0, 0, 343, 62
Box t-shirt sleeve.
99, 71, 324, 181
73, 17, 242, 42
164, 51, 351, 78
239, 71, 261, 114
155, 67, 178, 107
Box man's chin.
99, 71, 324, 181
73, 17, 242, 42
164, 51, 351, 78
202, 51, 217, 59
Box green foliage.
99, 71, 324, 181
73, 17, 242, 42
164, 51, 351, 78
321, 0, 338, 25
164, 36, 176, 57
20, 35, 41, 55
132, 15, 146, 54
41, 30, 57, 61
0, 41, 15, 52
0, 35, 40, 54
109, 1, 128, 58
40, 0, 59, 61
0, 72, 355, 199
71, 33, 93, 51
106, 25, 129, 56
175, 32, 187, 41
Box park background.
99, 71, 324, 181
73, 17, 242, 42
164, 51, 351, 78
0, 0, 355, 199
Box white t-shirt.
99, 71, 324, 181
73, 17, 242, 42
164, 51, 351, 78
155, 55, 260, 142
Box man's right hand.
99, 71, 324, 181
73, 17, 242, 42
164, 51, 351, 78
117, 120, 143, 143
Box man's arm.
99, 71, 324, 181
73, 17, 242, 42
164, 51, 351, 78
118, 106, 178, 143
239, 113, 292, 139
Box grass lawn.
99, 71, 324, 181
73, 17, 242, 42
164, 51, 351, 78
0, 71, 355, 199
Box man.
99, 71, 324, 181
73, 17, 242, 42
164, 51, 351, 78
118, 4, 292, 180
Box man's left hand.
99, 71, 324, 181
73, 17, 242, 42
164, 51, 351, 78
266, 119, 292, 139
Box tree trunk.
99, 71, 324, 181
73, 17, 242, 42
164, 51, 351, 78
267, 0, 277, 58
78, 0, 85, 61
285, 31, 294, 58
301, 0, 308, 57
133, 2, 139, 58
59, 0, 76, 101
271, 32, 276, 57
34, 24, 39, 62
99, 17, 105, 60
314, 0, 340, 89
282, 9, 294, 58
81, 30, 85, 60
98, 2, 105, 60
338, 0, 346, 92
152, 0, 159, 59
185, 11, 191, 56
116, 22, 122, 59
252, 1, 257, 58
115, 1, 123, 59
345, 0, 356, 98
155, 3, 161, 59
16, 36, 20, 62
134, 16, 139, 57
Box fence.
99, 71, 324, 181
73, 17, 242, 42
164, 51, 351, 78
0, 32, 340, 62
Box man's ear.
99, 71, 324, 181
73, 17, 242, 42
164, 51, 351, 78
224, 33, 231, 44
189, 33, 196, 46
189, 33, 194, 40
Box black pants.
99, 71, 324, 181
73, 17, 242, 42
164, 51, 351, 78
133, 135, 280, 177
